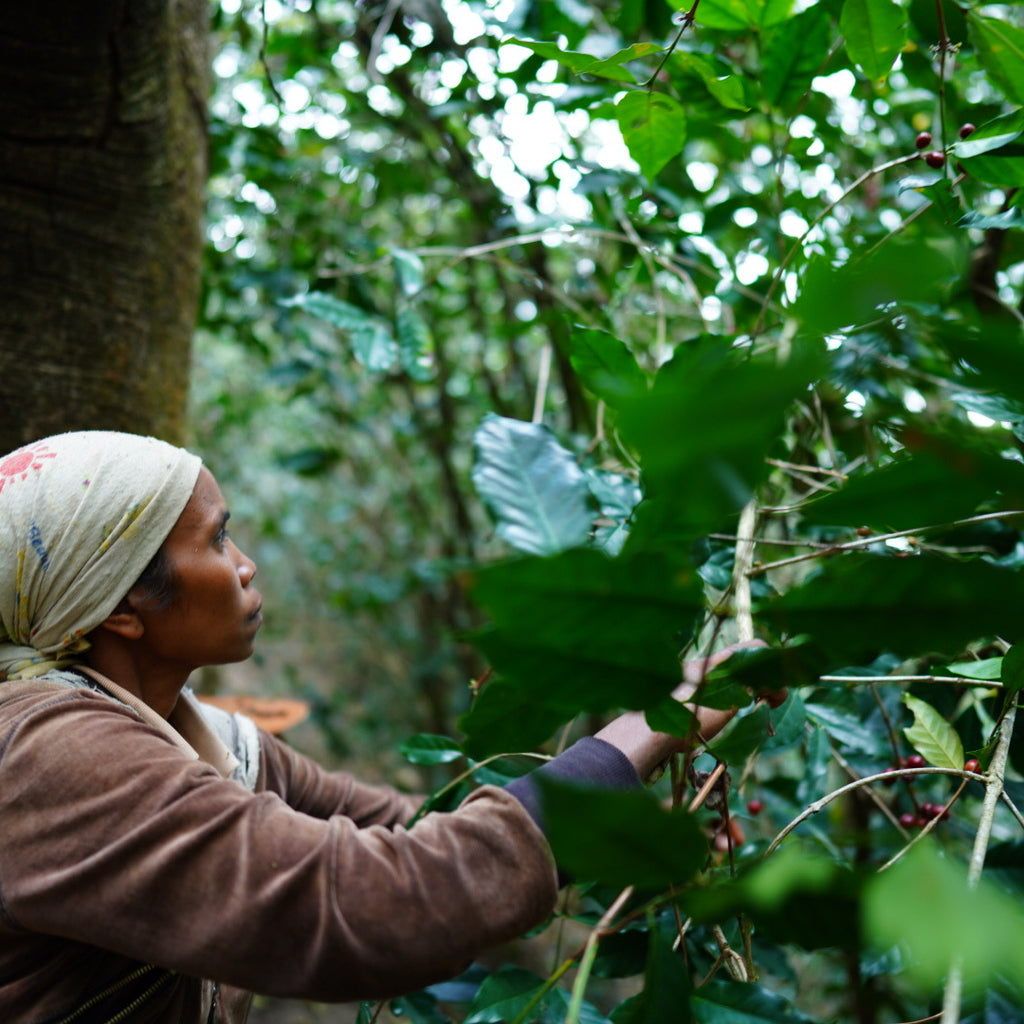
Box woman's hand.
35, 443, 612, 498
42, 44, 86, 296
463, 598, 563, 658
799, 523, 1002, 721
593, 639, 780, 781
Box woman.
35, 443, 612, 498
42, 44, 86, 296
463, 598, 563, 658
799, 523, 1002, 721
0, 430, 750, 1023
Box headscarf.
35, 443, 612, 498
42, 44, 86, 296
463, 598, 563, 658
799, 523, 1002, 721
0, 431, 202, 680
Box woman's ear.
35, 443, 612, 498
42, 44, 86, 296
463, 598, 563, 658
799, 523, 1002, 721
96, 594, 146, 640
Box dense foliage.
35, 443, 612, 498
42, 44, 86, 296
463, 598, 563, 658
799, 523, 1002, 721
197, 0, 1024, 1020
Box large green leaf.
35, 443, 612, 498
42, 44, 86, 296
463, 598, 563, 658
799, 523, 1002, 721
797, 441, 1024, 531
569, 324, 648, 407
281, 292, 400, 371
796, 237, 962, 334
762, 6, 831, 111
759, 555, 1024, 666
506, 38, 663, 83
540, 777, 708, 888
615, 91, 687, 180
903, 693, 965, 770
864, 844, 1024, 988
691, 978, 819, 1022
463, 965, 610, 1024
689, 0, 793, 31
459, 547, 705, 753
471, 414, 595, 556
618, 337, 824, 544
839, 0, 907, 83
611, 929, 692, 1024
969, 13, 1024, 106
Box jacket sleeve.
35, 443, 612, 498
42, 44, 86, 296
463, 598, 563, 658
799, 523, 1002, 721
258, 728, 423, 827
0, 689, 558, 1002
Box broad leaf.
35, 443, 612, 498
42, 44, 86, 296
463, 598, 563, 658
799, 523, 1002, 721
864, 844, 1024, 987
459, 547, 705, 754
969, 14, 1024, 106
797, 441, 1024, 531
758, 554, 1024, 666
805, 703, 888, 757
471, 414, 595, 556
540, 777, 708, 888
691, 978, 819, 1022
615, 91, 686, 180
619, 337, 823, 544
903, 693, 964, 770
690, 0, 793, 31
505, 38, 663, 83
399, 733, 464, 765
396, 307, 435, 382
762, 6, 831, 111
464, 966, 609, 1024
611, 929, 692, 1024
569, 324, 648, 406
351, 322, 399, 372
1002, 644, 1024, 694
840, 0, 907, 83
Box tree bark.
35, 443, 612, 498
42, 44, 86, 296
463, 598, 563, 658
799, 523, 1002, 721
0, 0, 208, 452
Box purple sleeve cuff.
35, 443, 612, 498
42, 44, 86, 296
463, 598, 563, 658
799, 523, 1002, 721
504, 736, 641, 832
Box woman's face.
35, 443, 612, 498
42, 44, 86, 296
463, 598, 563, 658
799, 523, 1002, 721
132, 467, 262, 671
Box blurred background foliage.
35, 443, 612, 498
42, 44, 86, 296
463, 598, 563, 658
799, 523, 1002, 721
191, 0, 1024, 1019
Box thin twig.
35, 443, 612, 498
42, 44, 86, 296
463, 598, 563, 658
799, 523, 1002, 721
565, 886, 635, 1024
733, 501, 758, 643
748, 510, 1024, 577
765, 767, 985, 857
821, 674, 1001, 689
941, 701, 1019, 1024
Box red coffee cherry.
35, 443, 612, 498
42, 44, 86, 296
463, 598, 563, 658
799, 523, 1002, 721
904, 754, 926, 769
959, 123, 975, 139
924, 150, 946, 169
915, 131, 933, 149
964, 758, 980, 773
899, 813, 917, 828
747, 799, 764, 815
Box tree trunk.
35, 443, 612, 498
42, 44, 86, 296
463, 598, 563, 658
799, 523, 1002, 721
0, 0, 208, 452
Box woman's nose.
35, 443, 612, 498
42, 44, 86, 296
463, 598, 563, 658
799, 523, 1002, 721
236, 551, 257, 585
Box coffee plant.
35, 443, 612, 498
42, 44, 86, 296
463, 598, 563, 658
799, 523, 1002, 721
199, 0, 1024, 1020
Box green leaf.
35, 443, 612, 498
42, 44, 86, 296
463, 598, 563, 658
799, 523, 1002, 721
569, 324, 648, 406
758, 555, 1024, 666
540, 777, 708, 888
471, 414, 595, 556
903, 693, 964, 770
689, 0, 793, 31
947, 657, 1003, 682
968, 13, 1024, 106
505, 38, 664, 83
673, 52, 749, 111
796, 237, 961, 333
392, 248, 425, 296
396, 307, 435, 382
615, 91, 687, 180
864, 843, 1024, 988
839, 0, 907, 83
610, 929, 692, 1024
798, 441, 1024, 531
805, 703, 888, 756
1002, 644, 1024, 694
691, 978, 819, 1022
619, 337, 824, 544
762, 7, 832, 111
959, 208, 1024, 230
351, 322, 399, 372
459, 548, 705, 755
464, 966, 609, 1024
399, 733, 464, 765
280, 291, 372, 331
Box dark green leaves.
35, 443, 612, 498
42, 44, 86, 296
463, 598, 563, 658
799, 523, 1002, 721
759, 554, 1024, 666
458, 547, 704, 754
619, 338, 824, 544
615, 92, 687, 180
472, 414, 595, 556
762, 7, 831, 111
839, 0, 907, 83
541, 778, 708, 889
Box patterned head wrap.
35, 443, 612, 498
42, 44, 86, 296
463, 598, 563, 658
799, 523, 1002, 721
0, 431, 202, 680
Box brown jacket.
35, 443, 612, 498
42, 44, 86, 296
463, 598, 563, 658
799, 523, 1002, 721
0, 678, 559, 1023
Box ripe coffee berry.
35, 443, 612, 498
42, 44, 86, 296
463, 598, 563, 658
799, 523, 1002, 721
959, 123, 976, 139
747, 799, 764, 815
899, 812, 917, 828
903, 754, 926, 769
915, 131, 933, 149
924, 150, 946, 169
964, 758, 980, 773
